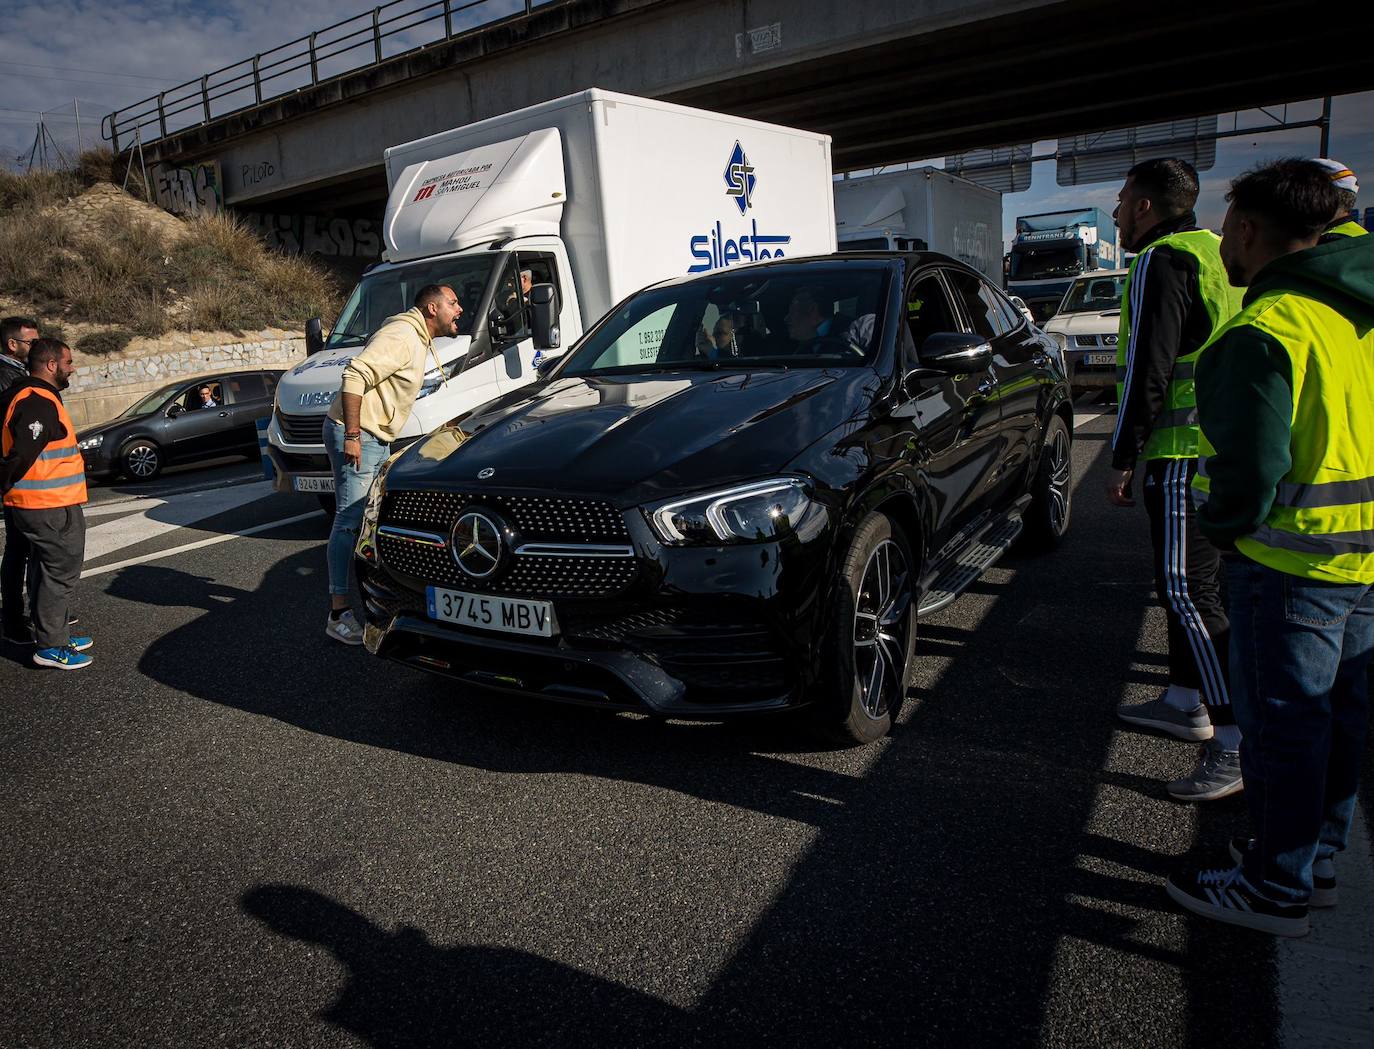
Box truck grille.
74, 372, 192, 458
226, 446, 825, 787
276, 409, 326, 446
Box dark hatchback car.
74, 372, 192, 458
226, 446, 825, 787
356, 254, 1073, 744
78, 370, 283, 481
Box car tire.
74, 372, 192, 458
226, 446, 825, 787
120, 439, 163, 482
317, 493, 337, 520
812, 511, 917, 746
1020, 414, 1072, 552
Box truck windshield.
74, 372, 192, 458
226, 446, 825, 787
1010, 246, 1084, 280
1059, 275, 1126, 313
326, 255, 496, 348
559, 267, 888, 376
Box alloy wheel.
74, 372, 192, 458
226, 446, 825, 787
1047, 425, 1072, 535
127, 446, 159, 478
852, 539, 912, 720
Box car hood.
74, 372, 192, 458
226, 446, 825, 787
387, 368, 879, 503
1045, 309, 1121, 336
275, 335, 471, 414
78, 416, 137, 439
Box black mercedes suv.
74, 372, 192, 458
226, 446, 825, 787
356, 254, 1073, 743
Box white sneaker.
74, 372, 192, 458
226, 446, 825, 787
325, 610, 365, 646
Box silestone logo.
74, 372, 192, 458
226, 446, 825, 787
723, 141, 756, 215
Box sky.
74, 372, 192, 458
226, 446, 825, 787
1, 1, 1370, 247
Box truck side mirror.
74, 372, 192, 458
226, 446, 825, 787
529, 283, 560, 351
306, 317, 324, 357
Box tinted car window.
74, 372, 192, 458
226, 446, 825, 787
905, 274, 960, 356
563, 267, 888, 375
225, 374, 267, 403
946, 269, 1009, 339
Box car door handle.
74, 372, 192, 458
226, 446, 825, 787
217, 410, 231, 417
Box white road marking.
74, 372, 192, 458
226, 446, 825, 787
83, 482, 275, 561
81, 510, 324, 579
1279, 797, 1374, 1048
1074, 411, 1105, 428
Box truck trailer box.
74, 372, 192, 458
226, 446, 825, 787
268, 89, 836, 498
834, 167, 1002, 281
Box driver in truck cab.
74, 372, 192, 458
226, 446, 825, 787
323, 284, 462, 646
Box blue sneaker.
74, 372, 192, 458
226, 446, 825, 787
68, 636, 93, 652
33, 645, 92, 671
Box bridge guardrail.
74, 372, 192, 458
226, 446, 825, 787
103, 0, 563, 151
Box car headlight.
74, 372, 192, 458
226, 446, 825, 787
355, 445, 409, 563
648, 478, 814, 545
1050, 332, 1069, 352
78, 435, 103, 451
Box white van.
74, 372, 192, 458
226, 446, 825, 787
267, 88, 837, 501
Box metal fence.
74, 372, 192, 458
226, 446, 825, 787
103, 0, 565, 151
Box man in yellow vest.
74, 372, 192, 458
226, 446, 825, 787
1168, 159, 1374, 937
0, 339, 93, 670
1108, 159, 1246, 800
1312, 158, 1366, 242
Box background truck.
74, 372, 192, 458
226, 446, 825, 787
833, 167, 1002, 282
1006, 207, 1118, 322
267, 88, 837, 505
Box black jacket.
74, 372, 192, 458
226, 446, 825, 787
0, 354, 25, 398
0, 377, 68, 494
1111, 212, 1219, 471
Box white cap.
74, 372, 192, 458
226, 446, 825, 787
1312, 157, 1359, 194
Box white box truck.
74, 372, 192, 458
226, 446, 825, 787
267, 89, 837, 502
833, 167, 1002, 281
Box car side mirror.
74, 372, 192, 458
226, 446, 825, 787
535, 352, 564, 379
306, 317, 324, 357
529, 283, 560, 351
917, 332, 993, 374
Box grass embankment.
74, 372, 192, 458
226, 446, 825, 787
0, 150, 341, 355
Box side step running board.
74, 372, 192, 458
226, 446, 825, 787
917, 514, 1023, 617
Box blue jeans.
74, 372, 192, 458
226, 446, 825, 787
323, 417, 389, 598
1227, 556, 1374, 904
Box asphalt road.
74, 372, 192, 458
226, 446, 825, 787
1, 412, 1370, 1048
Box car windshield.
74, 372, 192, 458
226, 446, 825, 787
326, 255, 496, 348
558, 267, 889, 377
1010, 246, 1084, 279
120, 382, 184, 417
1059, 275, 1126, 313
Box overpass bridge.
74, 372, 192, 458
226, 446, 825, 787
113, 0, 1374, 245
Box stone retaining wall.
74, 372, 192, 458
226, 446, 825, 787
66, 331, 305, 427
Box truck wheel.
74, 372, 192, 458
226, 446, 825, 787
811, 511, 916, 746
1020, 415, 1072, 552
120, 440, 162, 482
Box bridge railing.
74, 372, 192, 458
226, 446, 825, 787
103, 0, 562, 151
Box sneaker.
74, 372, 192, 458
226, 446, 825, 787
32, 645, 93, 671
1166, 865, 1309, 937
326, 610, 365, 646
1117, 694, 1214, 741
1167, 739, 1243, 801
68, 635, 93, 652
1229, 837, 1337, 907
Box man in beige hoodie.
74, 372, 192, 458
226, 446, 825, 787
324, 284, 462, 644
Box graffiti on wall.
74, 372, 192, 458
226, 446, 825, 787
240, 212, 383, 260
153, 161, 223, 217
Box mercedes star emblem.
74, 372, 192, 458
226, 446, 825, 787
478, 467, 495, 480
452, 511, 503, 578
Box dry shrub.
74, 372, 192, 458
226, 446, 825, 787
0, 168, 81, 213
1, 167, 341, 344
76, 329, 134, 356
73, 148, 119, 188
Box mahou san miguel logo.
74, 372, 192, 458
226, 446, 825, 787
688, 141, 791, 273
